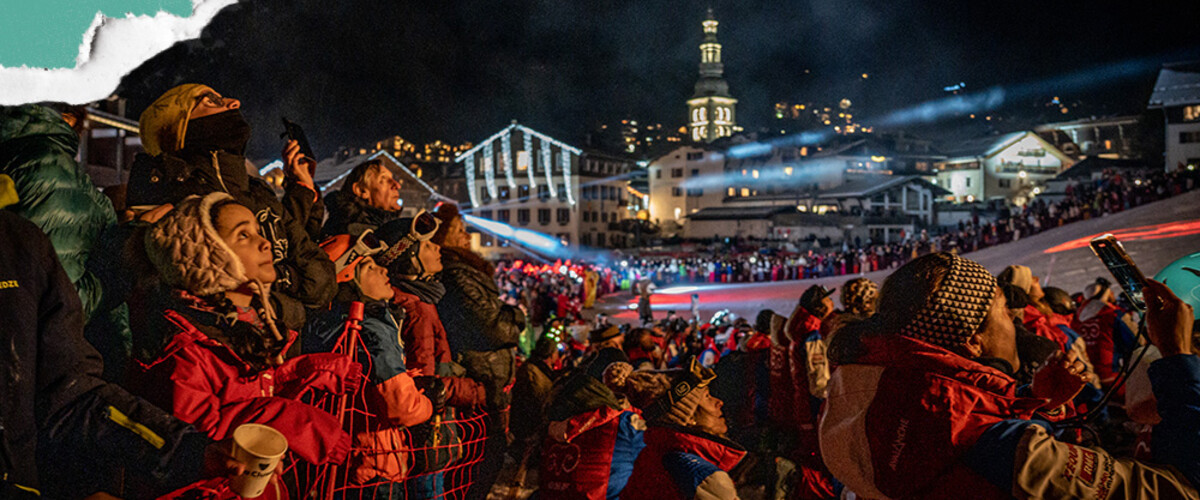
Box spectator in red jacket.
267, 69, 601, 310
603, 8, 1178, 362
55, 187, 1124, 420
621, 358, 745, 500
134, 193, 361, 473
823, 252, 1200, 499
1073, 277, 1139, 390
781, 285, 838, 499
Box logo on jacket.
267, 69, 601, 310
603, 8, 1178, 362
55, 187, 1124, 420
888, 418, 910, 471
255, 208, 287, 263
0, 279, 17, 289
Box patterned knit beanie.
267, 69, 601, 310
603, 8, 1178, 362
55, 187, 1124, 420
897, 253, 996, 349
633, 357, 717, 426
841, 277, 879, 316
145, 192, 247, 296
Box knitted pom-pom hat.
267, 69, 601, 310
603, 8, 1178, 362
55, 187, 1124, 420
145, 192, 247, 296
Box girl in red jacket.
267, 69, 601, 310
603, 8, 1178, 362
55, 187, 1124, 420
135, 193, 361, 492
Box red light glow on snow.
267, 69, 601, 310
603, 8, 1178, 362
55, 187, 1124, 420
1043, 219, 1200, 254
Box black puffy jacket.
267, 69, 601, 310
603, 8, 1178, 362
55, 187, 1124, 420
0, 211, 207, 497
436, 247, 524, 409
320, 188, 400, 238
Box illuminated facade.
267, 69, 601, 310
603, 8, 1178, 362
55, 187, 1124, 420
646, 144, 726, 237
1148, 62, 1200, 172
936, 131, 1074, 204
452, 123, 634, 254
687, 8, 738, 143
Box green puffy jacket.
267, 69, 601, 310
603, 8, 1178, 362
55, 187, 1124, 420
0, 104, 114, 315
1, 104, 130, 378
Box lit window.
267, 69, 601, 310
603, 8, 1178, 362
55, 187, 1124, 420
1184, 105, 1200, 122
727, 187, 735, 196
784, 167, 793, 176
752, 169, 759, 179
740, 188, 750, 197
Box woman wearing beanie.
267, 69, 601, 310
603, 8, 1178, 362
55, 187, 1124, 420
539, 361, 648, 500
132, 192, 362, 473
376, 212, 485, 498
822, 252, 1200, 499
620, 358, 745, 500
304, 230, 434, 492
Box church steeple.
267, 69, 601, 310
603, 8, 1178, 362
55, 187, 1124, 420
688, 7, 737, 143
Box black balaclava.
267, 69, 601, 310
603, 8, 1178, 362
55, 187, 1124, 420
182, 109, 252, 156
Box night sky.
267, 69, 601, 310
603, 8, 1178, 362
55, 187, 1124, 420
115, 0, 1200, 160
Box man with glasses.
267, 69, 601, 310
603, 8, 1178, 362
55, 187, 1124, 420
123, 84, 335, 331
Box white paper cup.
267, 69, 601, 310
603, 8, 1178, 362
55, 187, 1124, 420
230, 424, 288, 498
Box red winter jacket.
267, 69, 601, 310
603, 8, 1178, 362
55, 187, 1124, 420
132, 309, 358, 465
620, 424, 745, 500
786, 307, 828, 427
540, 405, 646, 500
1023, 305, 1070, 351
822, 333, 1200, 500
392, 288, 486, 407
1073, 299, 1137, 387
820, 334, 1049, 499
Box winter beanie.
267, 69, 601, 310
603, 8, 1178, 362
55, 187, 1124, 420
638, 357, 717, 426
841, 278, 879, 316
145, 192, 284, 343
997, 265, 1034, 295
145, 192, 246, 296
897, 253, 996, 350
139, 83, 213, 156
430, 201, 462, 246
376, 214, 440, 277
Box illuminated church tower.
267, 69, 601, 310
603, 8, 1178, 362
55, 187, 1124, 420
687, 8, 738, 143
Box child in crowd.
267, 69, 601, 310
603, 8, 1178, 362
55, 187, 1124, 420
305, 229, 435, 494
133, 193, 361, 491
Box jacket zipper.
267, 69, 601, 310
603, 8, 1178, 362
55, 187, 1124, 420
211, 151, 229, 193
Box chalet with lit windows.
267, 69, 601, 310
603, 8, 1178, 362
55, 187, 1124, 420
1148, 61, 1200, 172
935, 131, 1074, 204
1035, 115, 1144, 160
452, 122, 633, 257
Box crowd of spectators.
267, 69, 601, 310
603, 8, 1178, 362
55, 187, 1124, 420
4, 87, 1200, 500
616, 167, 1200, 286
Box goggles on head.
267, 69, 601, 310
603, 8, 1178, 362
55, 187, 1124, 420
377, 210, 440, 267
321, 229, 388, 283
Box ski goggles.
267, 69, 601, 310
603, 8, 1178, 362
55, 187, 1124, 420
377, 210, 440, 266
322, 229, 388, 283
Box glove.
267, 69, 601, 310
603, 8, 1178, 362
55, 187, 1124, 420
414, 376, 447, 415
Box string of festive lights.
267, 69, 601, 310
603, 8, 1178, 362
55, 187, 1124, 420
501, 129, 517, 189
464, 153, 478, 207
561, 148, 575, 205
482, 141, 498, 199
541, 137, 555, 199
524, 131, 537, 188
452, 123, 582, 207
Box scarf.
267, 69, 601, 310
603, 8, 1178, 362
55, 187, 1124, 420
394, 278, 446, 304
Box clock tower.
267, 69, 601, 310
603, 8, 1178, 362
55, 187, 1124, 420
687, 8, 738, 143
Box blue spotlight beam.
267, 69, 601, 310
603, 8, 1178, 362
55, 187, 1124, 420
463, 214, 567, 257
